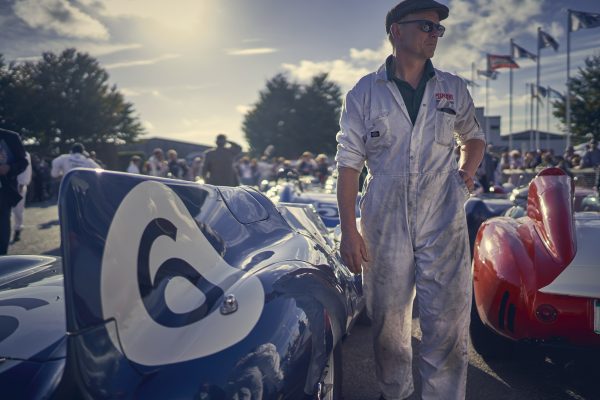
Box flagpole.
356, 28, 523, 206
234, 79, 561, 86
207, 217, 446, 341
529, 83, 534, 150
566, 10, 572, 149
546, 88, 550, 150
509, 40, 514, 151
485, 76, 489, 117
536, 27, 541, 150
547, 85, 550, 134
471, 62, 477, 105
525, 83, 529, 133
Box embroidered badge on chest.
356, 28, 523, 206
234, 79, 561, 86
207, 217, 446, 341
435, 92, 455, 108
370, 131, 380, 138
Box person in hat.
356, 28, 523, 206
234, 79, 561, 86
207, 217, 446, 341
335, 1, 485, 398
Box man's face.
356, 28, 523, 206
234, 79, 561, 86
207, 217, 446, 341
393, 10, 441, 60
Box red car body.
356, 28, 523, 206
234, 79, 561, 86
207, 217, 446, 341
472, 168, 600, 348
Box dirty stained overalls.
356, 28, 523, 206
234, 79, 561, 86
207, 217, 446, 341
336, 57, 485, 400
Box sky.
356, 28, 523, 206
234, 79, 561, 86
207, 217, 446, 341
1, 0, 599, 150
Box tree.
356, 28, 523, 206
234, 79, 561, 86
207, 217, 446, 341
0, 48, 144, 153
553, 54, 600, 143
242, 73, 342, 158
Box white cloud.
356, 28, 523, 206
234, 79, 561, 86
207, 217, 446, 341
226, 48, 278, 56
435, 0, 543, 71
236, 105, 252, 115
13, 0, 109, 40
142, 120, 155, 132
120, 88, 141, 97
104, 53, 181, 70
282, 59, 371, 90
349, 40, 389, 63
85, 43, 142, 57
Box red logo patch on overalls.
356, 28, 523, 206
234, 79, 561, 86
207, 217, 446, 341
435, 93, 454, 101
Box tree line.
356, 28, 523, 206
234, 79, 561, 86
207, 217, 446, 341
0, 48, 144, 155
0, 48, 345, 160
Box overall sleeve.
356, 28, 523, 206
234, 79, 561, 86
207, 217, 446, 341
335, 89, 367, 172
454, 80, 486, 146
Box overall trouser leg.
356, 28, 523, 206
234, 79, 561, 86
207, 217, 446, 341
362, 177, 416, 400
414, 172, 472, 400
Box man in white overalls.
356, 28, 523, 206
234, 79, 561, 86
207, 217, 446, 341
336, 1, 485, 399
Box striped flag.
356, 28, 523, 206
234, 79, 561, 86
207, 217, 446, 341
538, 29, 559, 51
487, 54, 519, 70
570, 10, 600, 32
511, 42, 537, 61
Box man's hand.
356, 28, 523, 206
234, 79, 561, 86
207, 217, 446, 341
340, 228, 369, 274
458, 169, 474, 192
0, 164, 10, 176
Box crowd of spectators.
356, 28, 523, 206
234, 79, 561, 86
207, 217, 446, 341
470, 137, 600, 192
123, 140, 332, 189
23, 136, 600, 202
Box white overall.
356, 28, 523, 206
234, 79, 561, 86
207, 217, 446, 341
336, 58, 485, 400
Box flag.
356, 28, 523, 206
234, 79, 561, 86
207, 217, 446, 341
511, 42, 537, 61
538, 29, 559, 51
530, 84, 547, 101
477, 69, 498, 80
487, 54, 519, 70
547, 87, 565, 100
536, 85, 548, 97
570, 10, 600, 32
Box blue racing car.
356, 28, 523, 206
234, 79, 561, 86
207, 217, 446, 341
0, 169, 364, 399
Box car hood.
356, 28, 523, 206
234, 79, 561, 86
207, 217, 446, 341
539, 212, 600, 298
0, 257, 66, 361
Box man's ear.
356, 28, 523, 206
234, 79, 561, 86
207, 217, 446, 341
390, 23, 400, 40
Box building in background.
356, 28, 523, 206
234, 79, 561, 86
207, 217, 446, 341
498, 130, 566, 155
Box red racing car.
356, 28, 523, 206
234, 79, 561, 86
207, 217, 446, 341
470, 168, 600, 357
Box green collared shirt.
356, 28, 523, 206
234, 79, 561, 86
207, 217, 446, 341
386, 56, 436, 125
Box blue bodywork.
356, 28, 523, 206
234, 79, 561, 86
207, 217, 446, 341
0, 169, 364, 399
265, 180, 360, 229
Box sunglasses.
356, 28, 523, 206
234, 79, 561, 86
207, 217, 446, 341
395, 20, 445, 37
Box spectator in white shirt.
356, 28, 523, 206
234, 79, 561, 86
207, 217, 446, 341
51, 143, 101, 179
127, 155, 142, 174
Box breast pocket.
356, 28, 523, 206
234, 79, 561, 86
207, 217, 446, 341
435, 110, 456, 148
364, 115, 391, 155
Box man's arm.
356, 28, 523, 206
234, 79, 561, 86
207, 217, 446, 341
228, 140, 242, 157
337, 166, 369, 274
87, 158, 102, 169
458, 139, 485, 191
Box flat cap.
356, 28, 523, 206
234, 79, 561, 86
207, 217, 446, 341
386, 0, 449, 33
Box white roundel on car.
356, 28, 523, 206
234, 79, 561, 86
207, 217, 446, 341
101, 180, 264, 366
